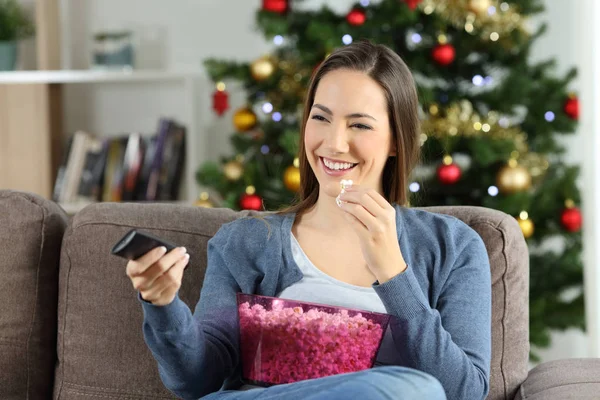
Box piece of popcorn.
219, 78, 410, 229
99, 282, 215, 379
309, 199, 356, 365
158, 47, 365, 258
340, 179, 353, 190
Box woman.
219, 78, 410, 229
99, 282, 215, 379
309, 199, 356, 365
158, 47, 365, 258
127, 40, 491, 400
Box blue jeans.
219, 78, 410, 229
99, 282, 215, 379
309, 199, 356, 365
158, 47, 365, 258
202, 366, 446, 400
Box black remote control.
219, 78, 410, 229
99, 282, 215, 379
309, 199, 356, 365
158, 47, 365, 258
111, 229, 178, 261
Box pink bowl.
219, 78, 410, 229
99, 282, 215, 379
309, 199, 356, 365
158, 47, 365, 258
236, 293, 391, 386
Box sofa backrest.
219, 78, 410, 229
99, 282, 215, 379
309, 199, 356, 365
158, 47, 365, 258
53, 202, 528, 400
427, 206, 529, 400
0, 190, 68, 400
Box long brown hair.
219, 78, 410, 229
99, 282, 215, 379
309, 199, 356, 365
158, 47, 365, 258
277, 40, 421, 216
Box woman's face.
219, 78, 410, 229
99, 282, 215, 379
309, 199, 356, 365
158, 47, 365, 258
304, 69, 395, 200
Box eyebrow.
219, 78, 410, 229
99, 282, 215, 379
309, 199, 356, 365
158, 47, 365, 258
312, 103, 377, 121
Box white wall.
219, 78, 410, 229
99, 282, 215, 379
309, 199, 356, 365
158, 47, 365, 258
50, 0, 594, 360
525, 1, 591, 362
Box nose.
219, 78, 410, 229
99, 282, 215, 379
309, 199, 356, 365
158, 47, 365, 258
324, 124, 350, 154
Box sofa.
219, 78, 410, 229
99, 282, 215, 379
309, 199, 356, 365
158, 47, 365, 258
1, 189, 599, 400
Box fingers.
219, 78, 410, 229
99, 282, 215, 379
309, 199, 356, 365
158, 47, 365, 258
338, 186, 396, 234
126, 246, 168, 277
341, 186, 394, 213
339, 189, 381, 217
130, 247, 187, 291
139, 253, 189, 304
340, 201, 377, 232
140, 247, 187, 287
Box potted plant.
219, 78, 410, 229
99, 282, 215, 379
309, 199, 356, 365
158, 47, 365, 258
0, 0, 35, 71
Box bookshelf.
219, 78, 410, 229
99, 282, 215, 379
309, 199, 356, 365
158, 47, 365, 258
0, 69, 203, 84
0, 69, 208, 205
0, 1, 211, 205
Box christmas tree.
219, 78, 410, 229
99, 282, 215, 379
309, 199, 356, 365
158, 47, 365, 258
197, 0, 583, 357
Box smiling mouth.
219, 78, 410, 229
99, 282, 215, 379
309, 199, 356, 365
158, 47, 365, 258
320, 157, 358, 171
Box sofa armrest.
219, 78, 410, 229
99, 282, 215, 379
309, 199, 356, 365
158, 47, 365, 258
514, 358, 600, 400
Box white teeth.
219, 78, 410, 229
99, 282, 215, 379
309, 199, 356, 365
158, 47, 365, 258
323, 158, 355, 170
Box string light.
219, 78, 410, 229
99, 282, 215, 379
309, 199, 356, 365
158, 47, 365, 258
272, 112, 282, 122
472, 75, 484, 86
261, 145, 270, 154
544, 111, 555, 122
409, 182, 420, 193
411, 33, 422, 43
360, 0, 370, 6
342, 34, 353, 45
488, 186, 499, 196
273, 35, 284, 46
262, 102, 273, 113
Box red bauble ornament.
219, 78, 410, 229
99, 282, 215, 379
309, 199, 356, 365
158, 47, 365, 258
346, 9, 366, 26
564, 95, 579, 120
432, 44, 456, 66
240, 193, 263, 211
212, 89, 229, 116
263, 0, 288, 14
403, 0, 422, 10
561, 207, 582, 232
437, 163, 461, 184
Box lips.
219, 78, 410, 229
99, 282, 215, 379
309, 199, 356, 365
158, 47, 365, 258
319, 157, 357, 177
321, 157, 358, 171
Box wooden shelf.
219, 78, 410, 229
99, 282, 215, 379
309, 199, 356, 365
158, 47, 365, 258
0, 69, 204, 84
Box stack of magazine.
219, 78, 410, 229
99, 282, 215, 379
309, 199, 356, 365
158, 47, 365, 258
52, 118, 186, 205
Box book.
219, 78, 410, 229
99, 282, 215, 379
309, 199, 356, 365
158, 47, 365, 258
76, 138, 107, 202
121, 133, 145, 201
157, 123, 186, 201
101, 137, 128, 202
145, 118, 173, 201
52, 135, 74, 203
134, 135, 157, 201
59, 131, 94, 203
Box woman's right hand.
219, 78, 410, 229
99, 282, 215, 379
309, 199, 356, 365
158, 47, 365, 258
126, 246, 190, 306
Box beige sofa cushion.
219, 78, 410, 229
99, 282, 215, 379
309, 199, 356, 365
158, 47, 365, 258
0, 190, 68, 400
515, 358, 600, 399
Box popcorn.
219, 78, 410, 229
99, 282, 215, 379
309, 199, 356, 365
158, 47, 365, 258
336, 179, 353, 207
340, 179, 353, 190
237, 297, 388, 386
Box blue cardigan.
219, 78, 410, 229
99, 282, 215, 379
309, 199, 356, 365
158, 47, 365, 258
140, 206, 492, 400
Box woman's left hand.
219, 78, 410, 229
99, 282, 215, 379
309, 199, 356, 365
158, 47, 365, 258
337, 185, 407, 284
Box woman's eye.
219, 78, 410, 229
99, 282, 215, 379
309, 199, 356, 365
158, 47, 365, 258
351, 123, 372, 130
311, 114, 328, 122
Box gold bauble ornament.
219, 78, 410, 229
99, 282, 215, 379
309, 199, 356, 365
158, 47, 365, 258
517, 212, 534, 238
496, 159, 532, 194
195, 192, 214, 208
233, 108, 257, 132
250, 57, 275, 81
224, 160, 243, 181
469, 0, 491, 14
283, 159, 301, 192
